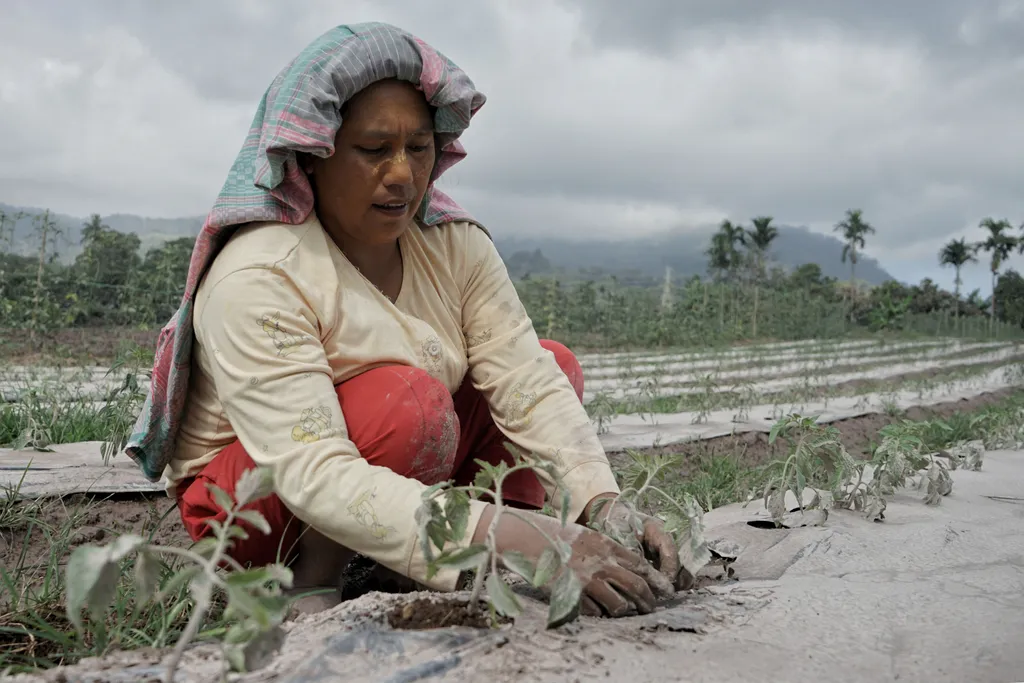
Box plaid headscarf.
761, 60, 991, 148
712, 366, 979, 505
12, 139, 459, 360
125, 22, 486, 481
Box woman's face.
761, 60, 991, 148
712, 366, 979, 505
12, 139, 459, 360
309, 79, 436, 247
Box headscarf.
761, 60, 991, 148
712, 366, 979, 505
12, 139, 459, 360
125, 22, 486, 481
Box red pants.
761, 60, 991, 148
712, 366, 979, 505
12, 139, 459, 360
175, 339, 585, 567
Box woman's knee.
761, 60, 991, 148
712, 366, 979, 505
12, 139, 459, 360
336, 365, 460, 485
538, 339, 584, 401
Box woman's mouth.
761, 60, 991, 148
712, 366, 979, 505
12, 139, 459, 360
372, 202, 408, 217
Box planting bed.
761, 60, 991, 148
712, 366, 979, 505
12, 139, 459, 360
2, 335, 1024, 681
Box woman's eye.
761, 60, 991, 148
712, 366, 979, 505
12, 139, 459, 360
408, 145, 430, 153
357, 146, 386, 155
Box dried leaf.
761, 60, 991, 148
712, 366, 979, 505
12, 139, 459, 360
532, 548, 561, 587
501, 550, 536, 583
486, 571, 521, 617
547, 568, 582, 629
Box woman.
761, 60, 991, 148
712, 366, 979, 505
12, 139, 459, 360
126, 22, 688, 619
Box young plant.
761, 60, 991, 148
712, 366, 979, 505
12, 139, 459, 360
690, 372, 720, 425
757, 415, 860, 526
588, 450, 711, 583
586, 391, 618, 435
628, 376, 661, 425
731, 379, 758, 423
65, 467, 292, 681
414, 446, 583, 629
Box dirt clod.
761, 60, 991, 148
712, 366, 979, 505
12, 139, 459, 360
386, 596, 511, 630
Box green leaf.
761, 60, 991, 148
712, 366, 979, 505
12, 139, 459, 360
444, 489, 471, 541
206, 483, 236, 514
65, 534, 146, 634
486, 571, 521, 617
154, 565, 201, 603
435, 545, 489, 571
546, 569, 582, 629
427, 519, 452, 552
234, 467, 275, 506
501, 551, 536, 583
234, 509, 272, 536
190, 537, 219, 558
133, 550, 161, 599
473, 461, 497, 492
532, 548, 560, 588
225, 584, 272, 630
225, 567, 275, 589
560, 488, 572, 527
65, 546, 118, 635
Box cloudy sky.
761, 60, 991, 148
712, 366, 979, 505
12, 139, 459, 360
1, 0, 1022, 292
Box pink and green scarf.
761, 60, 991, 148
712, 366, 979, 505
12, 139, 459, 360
126, 22, 486, 481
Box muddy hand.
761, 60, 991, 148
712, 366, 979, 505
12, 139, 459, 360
564, 525, 675, 618
590, 499, 683, 588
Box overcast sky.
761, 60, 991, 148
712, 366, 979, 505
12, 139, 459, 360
1, 0, 1022, 292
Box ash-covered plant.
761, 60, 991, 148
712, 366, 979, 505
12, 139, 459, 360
731, 378, 758, 423
588, 450, 711, 582
690, 372, 720, 424
65, 467, 292, 682
415, 445, 583, 629
755, 415, 859, 525
99, 341, 154, 465
586, 390, 618, 435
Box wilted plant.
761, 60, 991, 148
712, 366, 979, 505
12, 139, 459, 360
415, 446, 582, 629
65, 467, 292, 681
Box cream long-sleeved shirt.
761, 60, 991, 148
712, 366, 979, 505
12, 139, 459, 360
167, 213, 619, 590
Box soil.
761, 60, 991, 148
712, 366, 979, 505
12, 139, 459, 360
386, 596, 510, 630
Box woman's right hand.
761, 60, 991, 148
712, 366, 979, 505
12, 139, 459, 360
474, 504, 675, 618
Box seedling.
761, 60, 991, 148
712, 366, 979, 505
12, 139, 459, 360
415, 446, 582, 629
690, 373, 720, 424
587, 391, 618, 435
588, 450, 711, 581
65, 467, 292, 681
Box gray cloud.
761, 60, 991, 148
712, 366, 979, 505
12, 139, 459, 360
1, 0, 1022, 289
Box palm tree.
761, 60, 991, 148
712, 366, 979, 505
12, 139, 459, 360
833, 209, 875, 286
743, 216, 779, 337
744, 216, 779, 280
705, 220, 745, 282
976, 217, 1017, 327
706, 220, 746, 331
833, 209, 875, 321
938, 237, 976, 327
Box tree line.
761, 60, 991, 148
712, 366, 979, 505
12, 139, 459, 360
1, 207, 1023, 349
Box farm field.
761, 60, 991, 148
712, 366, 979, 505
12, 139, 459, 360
1, 333, 1023, 680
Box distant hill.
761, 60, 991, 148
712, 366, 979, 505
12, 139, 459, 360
0, 203, 202, 261
494, 225, 894, 285
0, 202, 893, 284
